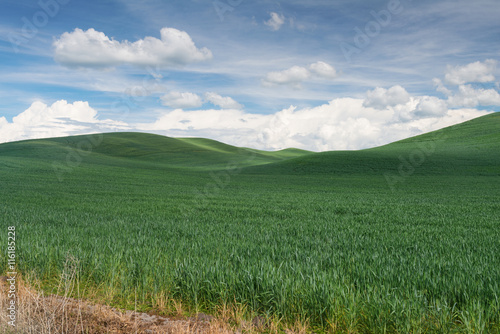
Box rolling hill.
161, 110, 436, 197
0, 132, 312, 171
241, 112, 500, 176
0, 113, 498, 175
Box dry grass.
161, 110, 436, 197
0, 256, 313, 333
0, 273, 312, 334
0, 274, 237, 334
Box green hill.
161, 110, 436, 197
0, 132, 312, 171
0, 113, 498, 176
241, 112, 500, 176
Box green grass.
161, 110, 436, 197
0, 134, 306, 176
1, 113, 499, 332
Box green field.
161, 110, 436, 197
1, 113, 500, 332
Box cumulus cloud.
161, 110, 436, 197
414, 96, 448, 117
447, 84, 500, 107
204, 92, 242, 109
444, 59, 497, 85
263, 61, 337, 88
433, 61, 500, 108
53, 28, 212, 69
1, 98, 492, 151
138, 100, 383, 151
363, 85, 411, 109
265, 12, 285, 31
2, 80, 495, 153
138, 97, 491, 151
0, 100, 128, 144
263, 66, 311, 88
160, 91, 203, 109
432, 78, 453, 96
308, 61, 337, 79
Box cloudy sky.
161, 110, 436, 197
1, 0, 499, 151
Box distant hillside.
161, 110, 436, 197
0, 113, 498, 176
377, 112, 500, 153
0, 132, 311, 171
241, 112, 500, 176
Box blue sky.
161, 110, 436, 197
0, 0, 499, 151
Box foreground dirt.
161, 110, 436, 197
0, 277, 267, 334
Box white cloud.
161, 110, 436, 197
0, 100, 128, 144
160, 91, 203, 109
309, 61, 337, 79
447, 84, 500, 107
265, 12, 285, 31
263, 66, 311, 88
444, 59, 497, 85
138, 97, 491, 151
3, 57, 498, 152
204, 92, 242, 109
432, 78, 452, 96
414, 96, 448, 117
53, 28, 212, 69
433, 61, 500, 107
363, 85, 411, 109
1, 97, 492, 152
138, 100, 385, 151
263, 61, 337, 88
